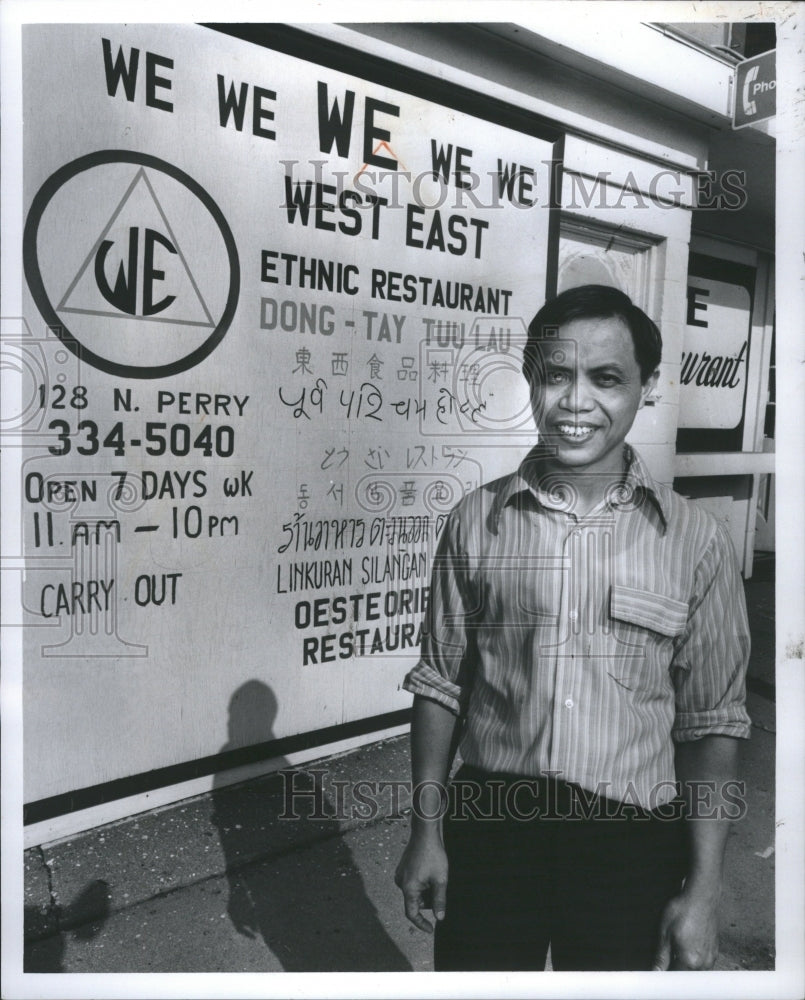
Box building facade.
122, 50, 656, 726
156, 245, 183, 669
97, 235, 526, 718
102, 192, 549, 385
7, 14, 781, 846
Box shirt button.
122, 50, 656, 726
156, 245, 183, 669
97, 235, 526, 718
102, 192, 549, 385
564, 698, 574, 709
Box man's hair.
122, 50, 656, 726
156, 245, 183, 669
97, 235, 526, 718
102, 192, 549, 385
522, 284, 662, 386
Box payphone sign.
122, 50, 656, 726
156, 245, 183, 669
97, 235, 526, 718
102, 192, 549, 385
733, 50, 775, 129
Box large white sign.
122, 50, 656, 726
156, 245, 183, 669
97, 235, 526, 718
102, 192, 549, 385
679, 274, 751, 430
19, 23, 554, 804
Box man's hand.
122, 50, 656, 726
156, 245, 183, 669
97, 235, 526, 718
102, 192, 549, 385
652, 888, 720, 970
395, 836, 448, 934
653, 734, 741, 970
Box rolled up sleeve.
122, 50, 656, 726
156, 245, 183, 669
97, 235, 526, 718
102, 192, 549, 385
403, 510, 473, 716
672, 521, 752, 742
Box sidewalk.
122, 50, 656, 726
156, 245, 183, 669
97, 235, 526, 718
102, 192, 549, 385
24, 737, 429, 973
23, 578, 775, 974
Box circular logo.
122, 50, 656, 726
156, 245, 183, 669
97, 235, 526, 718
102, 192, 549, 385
24, 151, 240, 379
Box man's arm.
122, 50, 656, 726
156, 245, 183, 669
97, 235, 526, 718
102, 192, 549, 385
653, 734, 741, 970
394, 694, 460, 932
656, 517, 751, 971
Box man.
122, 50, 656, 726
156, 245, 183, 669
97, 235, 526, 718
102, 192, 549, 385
395, 284, 751, 971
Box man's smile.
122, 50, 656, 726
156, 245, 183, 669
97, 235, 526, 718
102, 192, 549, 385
553, 422, 597, 441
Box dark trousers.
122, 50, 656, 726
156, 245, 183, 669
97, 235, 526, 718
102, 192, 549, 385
435, 766, 687, 971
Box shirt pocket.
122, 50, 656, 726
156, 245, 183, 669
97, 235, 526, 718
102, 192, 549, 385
608, 584, 689, 691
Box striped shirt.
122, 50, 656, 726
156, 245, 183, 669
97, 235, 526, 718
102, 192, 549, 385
404, 446, 751, 809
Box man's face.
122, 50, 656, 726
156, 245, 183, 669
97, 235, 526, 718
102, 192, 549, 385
529, 315, 658, 476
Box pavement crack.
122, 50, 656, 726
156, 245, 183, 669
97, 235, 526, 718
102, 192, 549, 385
38, 845, 61, 931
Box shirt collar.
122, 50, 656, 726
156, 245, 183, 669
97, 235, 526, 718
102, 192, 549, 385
492, 444, 669, 529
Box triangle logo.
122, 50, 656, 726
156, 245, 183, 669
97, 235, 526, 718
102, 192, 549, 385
59, 168, 215, 329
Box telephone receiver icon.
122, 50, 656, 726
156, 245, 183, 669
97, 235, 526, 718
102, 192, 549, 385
742, 65, 759, 116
